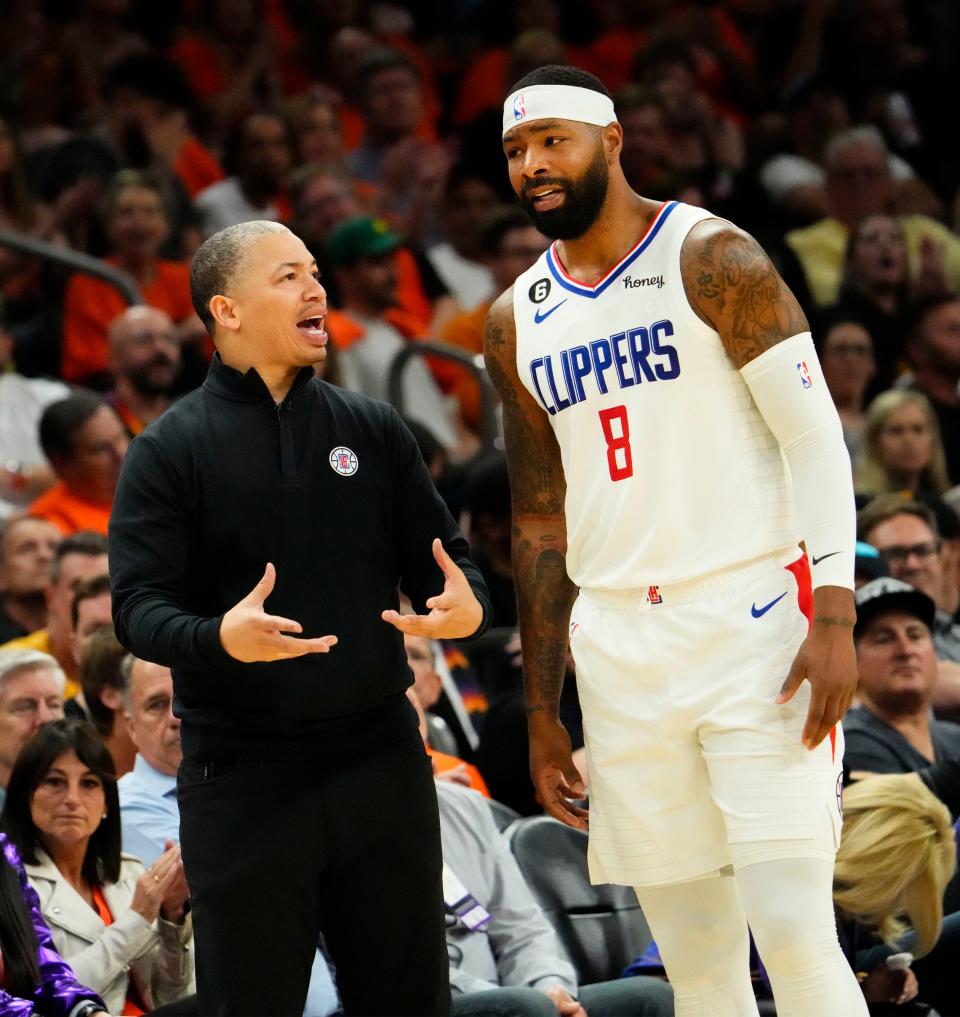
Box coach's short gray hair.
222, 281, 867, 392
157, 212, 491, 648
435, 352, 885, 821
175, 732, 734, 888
0, 649, 66, 696
189, 220, 290, 334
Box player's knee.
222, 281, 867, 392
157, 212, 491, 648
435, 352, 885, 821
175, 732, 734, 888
750, 903, 841, 975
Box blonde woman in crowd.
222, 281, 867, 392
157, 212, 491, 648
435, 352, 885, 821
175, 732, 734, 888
858, 389, 950, 497
834, 775, 958, 1013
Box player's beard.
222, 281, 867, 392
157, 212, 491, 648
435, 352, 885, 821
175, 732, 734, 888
518, 145, 609, 240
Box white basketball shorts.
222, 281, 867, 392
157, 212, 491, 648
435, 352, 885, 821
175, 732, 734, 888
570, 547, 844, 888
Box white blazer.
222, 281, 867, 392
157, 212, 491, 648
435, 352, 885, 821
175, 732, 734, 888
26, 848, 195, 1013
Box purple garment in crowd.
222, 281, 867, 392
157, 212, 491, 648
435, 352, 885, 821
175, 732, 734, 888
0, 831, 106, 1017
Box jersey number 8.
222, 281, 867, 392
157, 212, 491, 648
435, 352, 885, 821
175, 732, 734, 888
598, 405, 633, 481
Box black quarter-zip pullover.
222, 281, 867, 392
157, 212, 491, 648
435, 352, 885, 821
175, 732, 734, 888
109, 355, 491, 758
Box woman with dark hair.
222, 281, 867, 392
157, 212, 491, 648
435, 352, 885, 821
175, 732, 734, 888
1, 719, 194, 1015
0, 831, 107, 1017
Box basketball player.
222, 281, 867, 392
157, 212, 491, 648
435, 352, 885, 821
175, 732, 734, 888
485, 66, 867, 1017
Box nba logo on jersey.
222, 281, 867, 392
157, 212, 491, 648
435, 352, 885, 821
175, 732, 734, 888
513, 94, 526, 121
797, 361, 813, 389
647, 585, 662, 605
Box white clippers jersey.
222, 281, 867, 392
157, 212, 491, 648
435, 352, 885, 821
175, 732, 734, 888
513, 201, 799, 591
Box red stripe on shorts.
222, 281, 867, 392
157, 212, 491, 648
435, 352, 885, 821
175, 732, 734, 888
785, 553, 814, 632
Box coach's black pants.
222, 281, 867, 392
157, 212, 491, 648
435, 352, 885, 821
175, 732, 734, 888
177, 702, 449, 1016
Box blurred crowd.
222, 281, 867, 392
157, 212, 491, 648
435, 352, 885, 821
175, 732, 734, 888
2, 0, 960, 1014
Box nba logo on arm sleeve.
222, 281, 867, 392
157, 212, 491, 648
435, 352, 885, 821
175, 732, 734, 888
797, 362, 813, 389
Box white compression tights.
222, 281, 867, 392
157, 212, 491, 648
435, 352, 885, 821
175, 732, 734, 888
634, 858, 868, 1017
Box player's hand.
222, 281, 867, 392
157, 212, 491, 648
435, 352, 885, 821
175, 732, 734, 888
219, 563, 338, 663
777, 625, 857, 751
543, 985, 587, 1017
381, 539, 483, 638
529, 713, 588, 830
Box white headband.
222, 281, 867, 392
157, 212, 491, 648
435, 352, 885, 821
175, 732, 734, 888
502, 84, 617, 138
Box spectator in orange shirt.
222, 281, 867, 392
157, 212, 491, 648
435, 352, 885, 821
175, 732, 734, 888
61, 170, 204, 387
28, 392, 128, 538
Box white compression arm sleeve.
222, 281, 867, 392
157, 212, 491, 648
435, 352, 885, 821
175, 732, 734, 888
740, 333, 855, 591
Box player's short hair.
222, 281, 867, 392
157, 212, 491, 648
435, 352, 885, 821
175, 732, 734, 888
190, 221, 289, 335
507, 65, 611, 101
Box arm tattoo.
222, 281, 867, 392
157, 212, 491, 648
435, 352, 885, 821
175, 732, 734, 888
812, 614, 856, 629
681, 224, 809, 368
484, 297, 577, 718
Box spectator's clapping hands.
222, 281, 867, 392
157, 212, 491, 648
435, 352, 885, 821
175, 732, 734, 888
131, 843, 186, 924
158, 839, 190, 924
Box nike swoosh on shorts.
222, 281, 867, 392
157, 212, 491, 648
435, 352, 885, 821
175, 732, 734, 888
811, 551, 841, 565
751, 591, 788, 618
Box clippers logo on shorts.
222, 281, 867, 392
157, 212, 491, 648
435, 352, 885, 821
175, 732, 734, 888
797, 361, 813, 389
647, 585, 662, 605
328, 446, 358, 476
513, 93, 526, 121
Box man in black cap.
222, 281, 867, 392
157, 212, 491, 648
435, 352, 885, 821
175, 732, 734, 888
846, 577, 960, 774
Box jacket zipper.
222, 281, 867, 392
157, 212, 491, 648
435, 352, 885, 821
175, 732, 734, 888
276, 401, 299, 483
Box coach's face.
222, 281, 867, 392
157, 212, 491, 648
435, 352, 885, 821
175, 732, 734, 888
503, 118, 619, 240
219, 229, 329, 369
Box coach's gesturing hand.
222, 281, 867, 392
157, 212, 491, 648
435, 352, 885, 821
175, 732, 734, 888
382, 538, 484, 638
220, 563, 338, 662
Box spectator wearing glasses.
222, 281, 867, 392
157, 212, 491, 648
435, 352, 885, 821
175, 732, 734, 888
858, 495, 960, 719
858, 497, 959, 650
